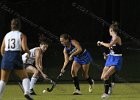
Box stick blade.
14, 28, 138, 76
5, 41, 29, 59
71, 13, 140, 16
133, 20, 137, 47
46, 83, 56, 92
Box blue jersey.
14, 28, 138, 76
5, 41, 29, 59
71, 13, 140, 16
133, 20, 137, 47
105, 43, 123, 71
65, 42, 77, 56
65, 41, 92, 64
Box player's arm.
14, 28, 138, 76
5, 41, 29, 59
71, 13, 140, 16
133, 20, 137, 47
35, 49, 47, 78
103, 52, 108, 60
22, 53, 29, 63
21, 33, 30, 55
1, 37, 5, 56
61, 48, 69, 73
98, 36, 118, 48
39, 54, 43, 70
69, 40, 82, 60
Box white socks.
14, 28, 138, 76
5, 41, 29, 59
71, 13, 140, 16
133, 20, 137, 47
0, 78, 31, 99
0, 80, 6, 99
22, 78, 30, 94
30, 77, 38, 90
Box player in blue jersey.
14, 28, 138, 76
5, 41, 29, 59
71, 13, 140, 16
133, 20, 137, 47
0, 18, 33, 100
60, 34, 94, 95
97, 22, 123, 99
103, 52, 117, 95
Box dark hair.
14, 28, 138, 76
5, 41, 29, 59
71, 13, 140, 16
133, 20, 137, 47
60, 34, 71, 41
109, 21, 119, 33
39, 33, 50, 45
11, 18, 21, 30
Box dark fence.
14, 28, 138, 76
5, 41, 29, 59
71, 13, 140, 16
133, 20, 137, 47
0, 43, 140, 83
0, 0, 140, 83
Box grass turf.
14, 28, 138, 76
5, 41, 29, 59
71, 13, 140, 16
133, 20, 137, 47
2, 83, 140, 100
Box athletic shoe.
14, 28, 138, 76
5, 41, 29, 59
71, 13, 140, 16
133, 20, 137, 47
89, 85, 93, 93
108, 87, 112, 95
30, 89, 37, 95
89, 79, 94, 93
101, 93, 109, 99
73, 89, 82, 95
111, 82, 115, 87
24, 93, 33, 100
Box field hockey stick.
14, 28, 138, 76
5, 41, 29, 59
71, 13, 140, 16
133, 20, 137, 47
46, 56, 74, 92
46, 71, 65, 92
43, 77, 56, 92
46, 61, 71, 92
17, 81, 24, 93
38, 70, 56, 92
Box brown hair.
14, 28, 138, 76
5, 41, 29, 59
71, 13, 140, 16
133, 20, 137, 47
60, 34, 71, 41
39, 33, 50, 45
11, 18, 21, 30
109, 21, 119, 33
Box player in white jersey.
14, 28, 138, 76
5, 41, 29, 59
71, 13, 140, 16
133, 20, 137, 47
22, 35, 48, 95
0, 18, 33, 100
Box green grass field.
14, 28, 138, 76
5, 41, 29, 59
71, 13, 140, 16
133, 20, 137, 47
2, 83, 140, 100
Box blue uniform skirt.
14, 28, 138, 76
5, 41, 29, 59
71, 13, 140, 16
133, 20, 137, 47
105, 54, 123, 71
74, 50, 92, 65
1, 51, 24, 70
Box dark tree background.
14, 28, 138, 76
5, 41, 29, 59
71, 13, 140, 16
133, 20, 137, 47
0, 0, 140, 82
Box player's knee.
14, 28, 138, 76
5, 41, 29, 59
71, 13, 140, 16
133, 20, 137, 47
0, 80, 8, 83
102, 75, 109, 81
20, 75, 28, 80
83, 74, 89, 79
19, 71, 29, 80
101, 74, 105, 80
101, 76, 104, 80
71, 70, 77, 77
34, 69, 39, 75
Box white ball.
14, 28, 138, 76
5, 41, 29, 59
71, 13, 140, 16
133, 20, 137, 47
50, 80, 53, 83
97, 41, 100, 43
42, 89, 46, 93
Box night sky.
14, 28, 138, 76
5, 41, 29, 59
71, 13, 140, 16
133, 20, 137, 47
0, 0, 140, 82
0, 0, 140, 46
0, 0, 140, 48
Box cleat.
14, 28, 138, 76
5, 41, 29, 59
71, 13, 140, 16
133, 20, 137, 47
89, 85, 93, 93
30, 89, 37, 95
89, 79, 94, 93
111, 82, 115, 87
24, 94, 33, 100
101, 93, 109, 99
73, 89, 82, 95
108, 87, 112, 95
